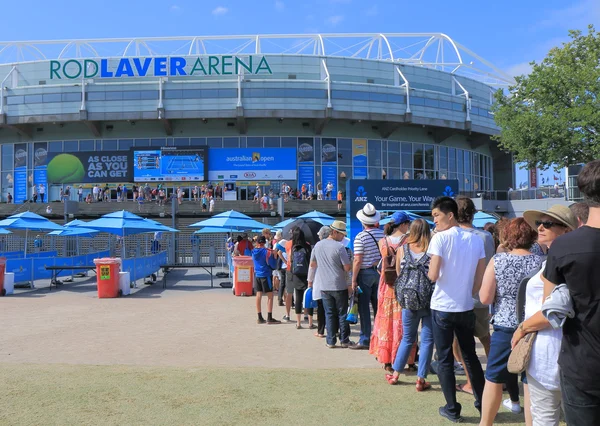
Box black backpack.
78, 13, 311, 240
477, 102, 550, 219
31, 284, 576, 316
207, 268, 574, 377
395, 244, 434, 310
292, 245, 310, 276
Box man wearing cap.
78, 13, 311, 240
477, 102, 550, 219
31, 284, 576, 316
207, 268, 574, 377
350, 203, 385, 350
537, 160, 600, 426
252, 235, 280, 325
309, 220, 353, 348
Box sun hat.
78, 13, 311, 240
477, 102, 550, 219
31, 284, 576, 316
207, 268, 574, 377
330, 220, 347, 235
356, 203, 381, 225
523, 204, 578, 231
390, 211, 411, 225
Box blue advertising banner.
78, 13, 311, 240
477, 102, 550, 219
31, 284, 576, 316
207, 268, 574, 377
353, 168, 367, 179
298, 165, 314, 188
14, 168, 27, 204
208, 148, 297, 181
346, 179, 459, 248
322, 165, 338, 199
34, 168, 47, 194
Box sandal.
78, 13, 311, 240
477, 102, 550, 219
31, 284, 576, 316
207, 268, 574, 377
383, 364, 394, 374
416, 378, 431, 392
456, 383, 473, 395
296, 324, 303, 329
386, 374, 400, 385
308, 324, 317, 329
314, 333, 325, 338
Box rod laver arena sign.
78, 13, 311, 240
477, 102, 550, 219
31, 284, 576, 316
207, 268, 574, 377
50, 55, 273, 79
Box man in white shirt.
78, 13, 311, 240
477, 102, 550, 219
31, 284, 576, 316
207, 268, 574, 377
39, 183, 46, 203
427, 196, 486, 423
209, 196, 215, 213
349, 203, 385, 350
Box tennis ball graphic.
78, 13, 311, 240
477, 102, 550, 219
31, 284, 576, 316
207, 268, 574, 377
47, 154, 85, 183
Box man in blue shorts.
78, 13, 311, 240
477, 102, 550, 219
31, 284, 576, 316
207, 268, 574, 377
252, 235, 281, 324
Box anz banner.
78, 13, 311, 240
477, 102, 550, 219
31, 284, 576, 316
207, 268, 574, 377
208, 148, 297, 181
347, 179, 459, 247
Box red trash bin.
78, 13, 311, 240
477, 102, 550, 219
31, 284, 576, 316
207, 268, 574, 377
93, 258, 122, 298
0, 257, 6, 296
232, 256, 254, 297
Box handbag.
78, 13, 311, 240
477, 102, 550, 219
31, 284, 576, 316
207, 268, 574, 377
382, 236, 403, 285
507, 331, 537, 374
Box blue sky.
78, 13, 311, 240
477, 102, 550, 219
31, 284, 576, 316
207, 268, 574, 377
1, 0, 598, 76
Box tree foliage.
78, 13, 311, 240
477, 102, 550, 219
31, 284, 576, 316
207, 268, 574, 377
493, 25, 600, 169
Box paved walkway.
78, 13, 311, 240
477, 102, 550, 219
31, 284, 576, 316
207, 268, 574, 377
0, 269, 381, 369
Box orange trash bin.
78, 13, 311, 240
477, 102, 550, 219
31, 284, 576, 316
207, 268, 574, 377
0, 257, 6, 296
93, 258, 122, 298
232, 256, 254, 297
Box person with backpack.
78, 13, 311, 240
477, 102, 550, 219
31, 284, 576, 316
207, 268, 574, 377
477, 218, 544, 425
349, 203, 385, 350
370, 211, 411, 374
288, 228, 313, 329
251, 235, 280, 325
386, 218, 434, 391
427, 196, 487, 423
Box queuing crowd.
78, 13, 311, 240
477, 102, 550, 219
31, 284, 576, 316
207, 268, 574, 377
242, 159, 600, 425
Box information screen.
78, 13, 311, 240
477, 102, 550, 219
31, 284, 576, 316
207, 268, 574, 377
132, 146, 208, 182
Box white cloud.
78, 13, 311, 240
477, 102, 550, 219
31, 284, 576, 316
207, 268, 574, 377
537, 0, 600, 30
365, 5, 378, 16
170, 4, 181, 12
327, 15, 344, 25
212, 6, 228, 16
505, 61, 534, 77
275, 0, 284, 11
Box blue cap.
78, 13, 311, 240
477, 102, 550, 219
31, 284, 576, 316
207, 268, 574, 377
391, 211, 411, 224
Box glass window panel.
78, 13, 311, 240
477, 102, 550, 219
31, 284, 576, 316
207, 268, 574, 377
239, 137, 246, 148
425, 171, 436, 180
401, 142, 412, 169
314, 137, 321, 166
246, 137, 263, 148
402, 169, 413, 179
190, 137, 206, 146
457, 149, 464, 173
388, 168, 401, 180
367, 140, 382, 168
424, 98, 439, 108
122, 91, 141, 100
219, 89, 237, 97
2, 144, 13, 170
448, 148, 457, 172
105, 91, 123, 101
140, 90, 158, 100
439, 100, 452, 110
264, 137, 280, 148
87, 92, 105, 101
388, 141, 400, 168
464, 151, 471, 175
452, 102, 464, 112
411, 97, 425, 106
413, 144, 424, 169
281, 137, 296, 148
439, 146, 448, 170
102, 139, 118, 150
79, 140, 94, 151
48, 141, 62, 153
207, 137, 223, 148
424, 144, 434, 170
368, 167, 382, 179
7, 96, 24, 105
62, 93, 81, 102
2, 172, 13, 195
182, 89, 202, 99
42, 93, 62, 103
473, 153, 480, 176
172, 138, 189, 147
223, 137, 239, 148
134, 139, 150, 147
387, 94, 405, 103
201, 89, 218, 98
119, 139, 133, 150
150, 138, 166, 148
337, 138, 351, 166
64, 140, 78, 152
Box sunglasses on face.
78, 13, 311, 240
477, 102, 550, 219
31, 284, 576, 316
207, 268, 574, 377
535, 220, 566, 230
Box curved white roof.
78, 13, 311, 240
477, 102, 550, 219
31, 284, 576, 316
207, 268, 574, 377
0, 33, 514, 87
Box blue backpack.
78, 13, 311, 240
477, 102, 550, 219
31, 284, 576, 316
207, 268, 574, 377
292, 245, 310, 276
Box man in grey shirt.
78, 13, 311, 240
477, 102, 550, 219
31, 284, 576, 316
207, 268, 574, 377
309, 220, 352, 348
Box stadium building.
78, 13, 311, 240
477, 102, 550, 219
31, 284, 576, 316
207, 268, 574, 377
0, 34, 515, 203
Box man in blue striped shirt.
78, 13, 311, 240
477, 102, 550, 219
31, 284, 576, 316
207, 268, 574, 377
349, 203, 385, 350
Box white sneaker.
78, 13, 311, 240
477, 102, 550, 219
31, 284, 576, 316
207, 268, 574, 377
503, 398, 522, 414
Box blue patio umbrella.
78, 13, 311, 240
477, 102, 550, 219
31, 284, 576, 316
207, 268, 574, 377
0, 228, 11, 235
296, 211, 336, 226
194, 227, 234, 234
273, 218, 296, 230
473, 211, 497, 228
0, 211, 63, 256
189, 210, 268, 231
80, 211, 178, 237
48, 227, 100, 237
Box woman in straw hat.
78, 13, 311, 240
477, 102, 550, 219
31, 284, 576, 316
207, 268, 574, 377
512, 205, 577, 426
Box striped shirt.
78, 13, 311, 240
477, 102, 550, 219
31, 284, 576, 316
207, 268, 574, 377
353, 228, 385, 269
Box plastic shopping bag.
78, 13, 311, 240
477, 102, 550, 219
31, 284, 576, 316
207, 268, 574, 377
346, 289, 361, 324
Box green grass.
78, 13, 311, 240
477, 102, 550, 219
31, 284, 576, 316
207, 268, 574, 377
0, 364, 529, 426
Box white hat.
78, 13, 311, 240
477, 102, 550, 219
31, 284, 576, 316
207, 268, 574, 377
356, 203, 381, 225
